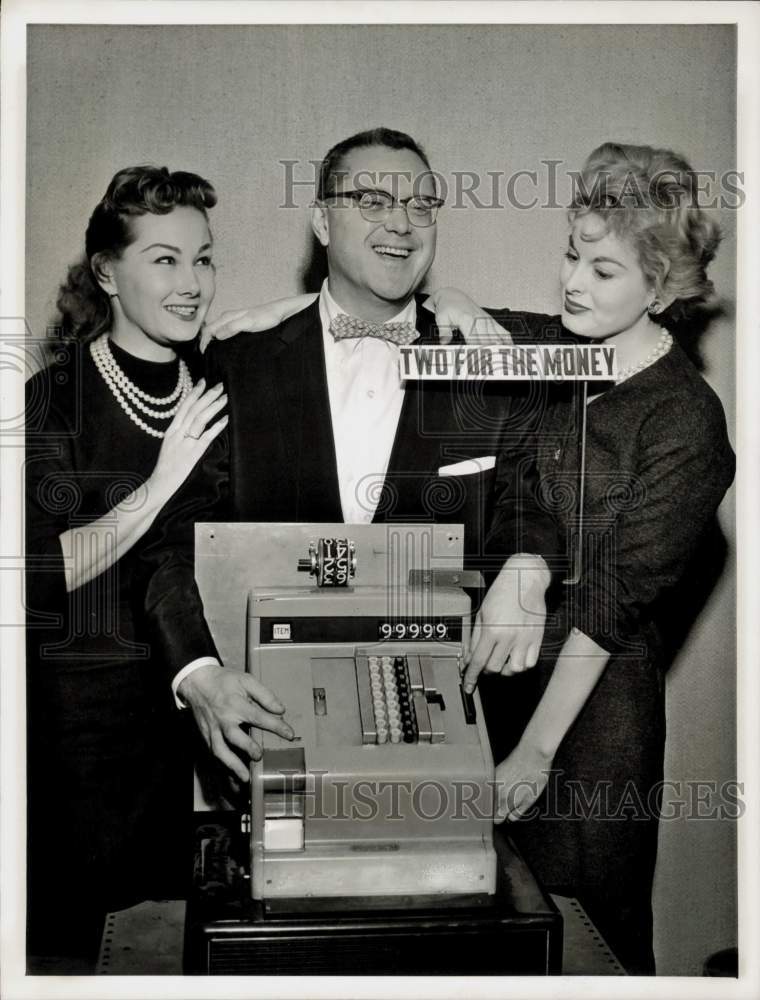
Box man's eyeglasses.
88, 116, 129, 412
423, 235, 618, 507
324, 189, 444, 227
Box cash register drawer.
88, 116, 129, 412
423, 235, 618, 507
205, 924, 555, 975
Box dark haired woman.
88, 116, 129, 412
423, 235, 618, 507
25, 166, 282, 968
201, 142, 735, 974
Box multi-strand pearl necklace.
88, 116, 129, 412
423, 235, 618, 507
90, 333, 193, 438
615, 330, 673, 385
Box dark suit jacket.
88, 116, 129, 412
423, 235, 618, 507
141, 296, 557, 681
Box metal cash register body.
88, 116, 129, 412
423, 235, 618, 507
188, 522, 562, 975
195, 522, 496, 905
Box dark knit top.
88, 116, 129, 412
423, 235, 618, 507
487, 312, 735, 661
25, 339, 188, 674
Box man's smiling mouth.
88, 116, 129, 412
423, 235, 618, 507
373, 245, 411, 258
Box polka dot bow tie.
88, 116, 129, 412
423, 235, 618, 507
329, 313, 419, 346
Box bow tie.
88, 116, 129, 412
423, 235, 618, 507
330, 313, 419, 346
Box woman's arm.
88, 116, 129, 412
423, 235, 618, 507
200, 293, 318, 352
571, 390, 735, 654
60, 379, 228, 592
494, 629, 610, 822
199, 287, 513, 352
422, 287, 513, 344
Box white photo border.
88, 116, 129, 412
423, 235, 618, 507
2, 3, 758, 999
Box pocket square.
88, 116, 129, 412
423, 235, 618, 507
437, 456, 496, 476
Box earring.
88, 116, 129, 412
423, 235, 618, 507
648, 300, 660, 316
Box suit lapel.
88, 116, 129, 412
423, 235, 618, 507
270, 300, 343, 521
378, 297, 454, 520
269, 294, 475, 526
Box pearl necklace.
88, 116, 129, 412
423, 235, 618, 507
90, 333, 193, 438
615, 330, 673, 385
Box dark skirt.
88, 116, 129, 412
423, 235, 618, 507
481, 619, 666, 975
27, 659, 193, 963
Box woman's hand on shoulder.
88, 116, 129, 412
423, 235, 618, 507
148, 378, 228, 505
200, 293, 318, 352
422, 287, 512, 345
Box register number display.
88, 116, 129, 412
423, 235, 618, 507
261, 617, 461, 644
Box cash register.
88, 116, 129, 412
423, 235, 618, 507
184, 523, 562, 975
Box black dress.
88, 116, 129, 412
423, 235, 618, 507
25, 339, 195, 964
484, 315, 735, 974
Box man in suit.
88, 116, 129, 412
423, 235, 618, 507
143, 127, 555, 780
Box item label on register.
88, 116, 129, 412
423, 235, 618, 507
272, 623, 292, 641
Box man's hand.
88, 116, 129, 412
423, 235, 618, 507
462, 554, 549, 693
178, 663, 295, 782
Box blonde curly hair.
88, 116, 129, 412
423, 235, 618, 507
570, 142, 722, 324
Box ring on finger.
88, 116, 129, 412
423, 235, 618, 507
183, 429, 202, 439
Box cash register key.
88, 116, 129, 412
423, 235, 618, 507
406, 655, 423, 692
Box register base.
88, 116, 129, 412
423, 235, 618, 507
185, 815, 562, 976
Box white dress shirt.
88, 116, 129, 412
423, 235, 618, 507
172, 283, 417, 704
320, 281, 414, 524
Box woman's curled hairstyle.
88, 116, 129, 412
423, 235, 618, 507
56, 165, 217, 342
570, 142, 722, 325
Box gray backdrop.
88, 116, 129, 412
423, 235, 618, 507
26, 22, 737, 975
